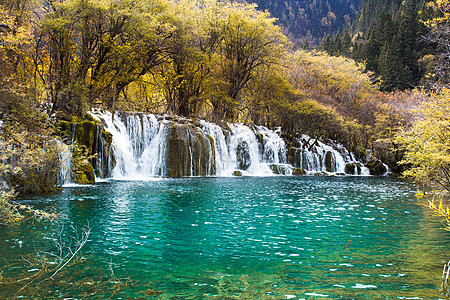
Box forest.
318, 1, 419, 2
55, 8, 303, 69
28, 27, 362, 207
0, 0, 449, 224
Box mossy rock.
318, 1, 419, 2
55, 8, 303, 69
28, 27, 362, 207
166, 123, 215, 177
312, 171, 328, 176
292, 168, 306, 176
345, 163, 356, 175
287, 147, 298, 167
366, 160, 387, 175
55, 120, 72, 142
74, 163, 95, 184
233, 170, 242, 176
74, 121, 98, 152
325, 151, 335, 173
236, 140, 251, 170
72, 144, 96, 184
269, 164, 280, 174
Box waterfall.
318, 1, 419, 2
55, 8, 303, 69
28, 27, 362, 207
290, 135, 369, 175
90, 111, 167, 179
56, 139, 73, 186
85, 110, 373, 179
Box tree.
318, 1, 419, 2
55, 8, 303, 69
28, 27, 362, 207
340, 28, 352, 56
398, 89, 450, 191
40, 0, 173, 116
149, 0, 223, 117
214, 2, 288, 120
423, 0, 450, 90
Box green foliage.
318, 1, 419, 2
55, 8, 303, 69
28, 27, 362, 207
248, 0, 359, 43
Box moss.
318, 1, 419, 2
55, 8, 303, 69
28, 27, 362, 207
269, 164, 280, 174
55, 120, 72, 142
72, 144, 96, 184
74, 121, 98, 153
366, 160, 387, 175
292, 168, 306, 175
70, 116, 82, 123
325, 151, 335, 172
345, 163, 355, 175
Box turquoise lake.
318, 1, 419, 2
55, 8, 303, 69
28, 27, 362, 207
1, 176, 449, 299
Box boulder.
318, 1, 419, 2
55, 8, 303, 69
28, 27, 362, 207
292, 168, 306, 176
366, 159, 387, 175
166, 123, 215, 177
233, 170, 242, 176
236, 140, 251, 170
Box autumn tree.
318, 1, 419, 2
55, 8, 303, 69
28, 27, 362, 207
398, 89, 450, 191
214, 2, 288, 120
148, 0, 223, 117
39, 0, 173, 116
423, 0, 450, 90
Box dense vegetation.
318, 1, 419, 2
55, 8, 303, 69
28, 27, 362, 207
0, 0, 450, 223
320, 1, 439, 91
247, 0, 360, 44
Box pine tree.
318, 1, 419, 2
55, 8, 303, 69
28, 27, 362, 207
364, 32, 381, 73
333, 33, 342, 56
320, 34, 333, 54
341, 28, 352, 56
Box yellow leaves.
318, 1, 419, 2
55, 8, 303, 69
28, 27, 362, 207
397, 89, 450, 189
423, 0, 450, 27
424, 199, 450, 231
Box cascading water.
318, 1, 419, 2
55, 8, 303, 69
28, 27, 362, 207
86, 110, 372, 179
56, 139, 73, 186
289, 135, 370, 175
90, 111, 168, 179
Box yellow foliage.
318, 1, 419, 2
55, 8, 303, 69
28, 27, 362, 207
398, 89, 450, 190
424, 198, 450, 231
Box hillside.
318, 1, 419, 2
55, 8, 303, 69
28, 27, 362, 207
249, 0, 360, 43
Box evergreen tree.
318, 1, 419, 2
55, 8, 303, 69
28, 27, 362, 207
333, 33, 342, 56
341, 28, 352, 56
364, 32, 381, 73
320, 34, 333, 53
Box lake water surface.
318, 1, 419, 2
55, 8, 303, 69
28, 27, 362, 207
1, 176, 449, 299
